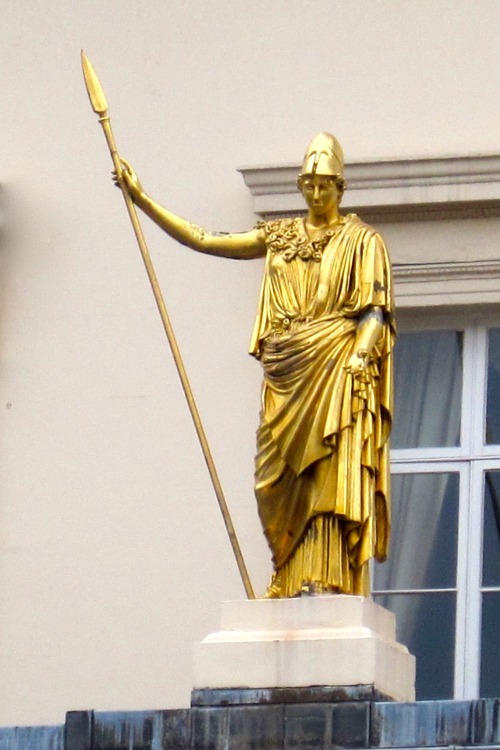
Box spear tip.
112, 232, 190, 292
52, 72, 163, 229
81, 50, 108, 115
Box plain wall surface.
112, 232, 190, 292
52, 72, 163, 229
0, 0, 499, 726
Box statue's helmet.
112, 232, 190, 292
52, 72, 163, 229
299, 132, 344, 179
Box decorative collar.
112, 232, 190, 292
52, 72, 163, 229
260, 216, 350, 262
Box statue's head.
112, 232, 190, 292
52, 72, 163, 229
297, 133, 346, 213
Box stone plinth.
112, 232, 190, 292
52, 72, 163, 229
193, 595, 415, 702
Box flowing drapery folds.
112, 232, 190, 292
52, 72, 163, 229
250, 215, 395, 596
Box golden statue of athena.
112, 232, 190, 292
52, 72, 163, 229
117, 132, 395, 598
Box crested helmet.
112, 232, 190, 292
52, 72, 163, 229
300, 132, 344, 179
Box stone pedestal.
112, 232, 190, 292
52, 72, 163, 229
193, 595, 415, 703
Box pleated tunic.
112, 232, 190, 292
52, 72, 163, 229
250, 214, 395, 596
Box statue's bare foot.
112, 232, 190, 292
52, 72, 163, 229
263, 572, 282, 598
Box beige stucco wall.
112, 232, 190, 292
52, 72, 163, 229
0, 0, 499, 726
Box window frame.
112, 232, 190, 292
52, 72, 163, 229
373, 311, 500, 700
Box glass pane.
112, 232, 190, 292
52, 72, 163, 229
373, 592, 455, 700
486, 329, 500, 444
480, 592, 500, 697
373, 473, 459, 591
392, 331, 462, 449
482, 472, 500, 586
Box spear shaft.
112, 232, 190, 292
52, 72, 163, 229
81, 51, 255, 600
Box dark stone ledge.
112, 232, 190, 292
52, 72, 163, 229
371, 700, 477, 748
0, 725, 63, 750
191, 685, 393, 707
284, 701, 370, 749
1, 696, 500, 750
475, 699, 500, 745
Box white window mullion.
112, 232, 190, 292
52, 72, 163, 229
454, 324, 487, 699
453, 464, 469, 698
460, 326, 479, 454
391, 447, 469, 463
459, 460, 484, 698
470, 325, 489, 457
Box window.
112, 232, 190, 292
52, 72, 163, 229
373, 315, 500, 701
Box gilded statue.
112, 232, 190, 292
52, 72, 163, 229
116, 132, 395, 598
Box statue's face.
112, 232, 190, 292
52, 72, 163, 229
299, 174, 341, 216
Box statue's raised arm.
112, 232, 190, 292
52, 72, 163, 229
117, 159, 266, 260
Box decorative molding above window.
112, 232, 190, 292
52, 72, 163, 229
239, 154, 500, 223
393, 260, 500, 308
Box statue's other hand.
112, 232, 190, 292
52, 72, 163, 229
344, 349, 369, 375
112, 157, 143, 198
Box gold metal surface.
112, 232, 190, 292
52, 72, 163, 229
299, 131, 344, 180
81, 51, 255, 600
95, 110, 395, 598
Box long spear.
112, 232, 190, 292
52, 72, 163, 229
81, 51, 255, 600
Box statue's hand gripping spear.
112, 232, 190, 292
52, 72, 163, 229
81, 51, 255, 600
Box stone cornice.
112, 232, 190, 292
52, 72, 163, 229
394, 259, 500, 281
239, 154, 500, 223
393, 259, 500, 307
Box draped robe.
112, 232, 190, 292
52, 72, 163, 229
250, 214, 395, 596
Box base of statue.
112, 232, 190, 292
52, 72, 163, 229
193, 595, 415, 703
